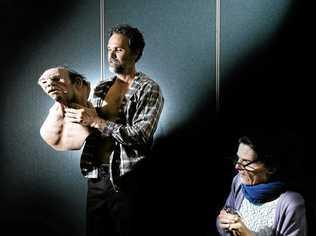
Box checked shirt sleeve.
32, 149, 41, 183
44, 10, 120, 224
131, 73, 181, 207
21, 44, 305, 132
101, 82, 164, 147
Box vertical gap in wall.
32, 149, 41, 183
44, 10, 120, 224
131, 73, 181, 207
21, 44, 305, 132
100, 0, 105, 81
215, 0, 221, 113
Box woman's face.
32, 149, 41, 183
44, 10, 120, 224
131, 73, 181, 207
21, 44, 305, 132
235, 143, 270, 185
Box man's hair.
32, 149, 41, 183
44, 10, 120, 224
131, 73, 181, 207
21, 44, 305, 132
109, 24, 145, 62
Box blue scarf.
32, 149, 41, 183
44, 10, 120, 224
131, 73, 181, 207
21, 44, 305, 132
242, 181, 286, 204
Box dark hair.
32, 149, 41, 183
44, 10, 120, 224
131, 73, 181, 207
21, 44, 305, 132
238, 129, 304, 189
109, 24, 145, 62
238, 132, 284, 179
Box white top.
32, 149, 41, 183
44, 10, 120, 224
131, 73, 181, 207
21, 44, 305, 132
239, 196, 280, 236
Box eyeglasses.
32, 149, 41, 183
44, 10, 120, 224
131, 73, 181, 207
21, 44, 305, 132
233, 156, 259, 171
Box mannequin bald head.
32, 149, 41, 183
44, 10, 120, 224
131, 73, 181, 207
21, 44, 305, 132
38, 66, 90, 106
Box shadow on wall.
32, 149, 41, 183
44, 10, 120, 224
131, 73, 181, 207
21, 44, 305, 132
131, 1, 314, 235
219, 1, 314, 235
0, 0, 77, 72
3, 220, 71, 236
0, 2, 84, 236
1, 193, 81, 236
1, 1, 314, 236
121, 92, 220, 236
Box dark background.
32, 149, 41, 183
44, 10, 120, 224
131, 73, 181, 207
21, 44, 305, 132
0, 0, 314, 235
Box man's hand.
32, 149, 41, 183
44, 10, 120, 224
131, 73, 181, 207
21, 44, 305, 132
64, 103, 107, 130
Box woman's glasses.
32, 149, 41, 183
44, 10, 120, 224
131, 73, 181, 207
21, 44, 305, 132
233, 156, 259, 171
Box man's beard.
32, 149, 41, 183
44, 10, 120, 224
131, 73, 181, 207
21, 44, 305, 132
109, 64, 125, 75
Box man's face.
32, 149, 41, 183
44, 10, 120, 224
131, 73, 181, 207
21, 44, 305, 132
38, 68, 75, 104
107, 33, 136, 75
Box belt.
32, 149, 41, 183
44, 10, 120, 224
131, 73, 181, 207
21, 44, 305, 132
98, 164, 110, 178
83, 163, 110, 179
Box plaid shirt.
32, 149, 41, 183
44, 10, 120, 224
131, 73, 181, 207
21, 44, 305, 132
80, 72, 164, 190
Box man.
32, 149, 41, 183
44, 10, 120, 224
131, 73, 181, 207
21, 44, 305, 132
38, 66, 91, 151
60, 24, 164, 236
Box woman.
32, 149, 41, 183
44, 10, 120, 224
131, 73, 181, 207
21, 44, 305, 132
217, 135, 307, 236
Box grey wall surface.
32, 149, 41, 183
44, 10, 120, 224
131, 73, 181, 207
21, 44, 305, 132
0, 0, 216, 235
1, 0, 314, 235
1, 1, 100, 235
220, 0, 292, 77
219, 1, 315, 234
104, 0, 216, 133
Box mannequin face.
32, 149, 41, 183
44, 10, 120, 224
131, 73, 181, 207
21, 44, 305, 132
38, 67, 89, 105
235, 143, 270, 185
38, 67, 74, 103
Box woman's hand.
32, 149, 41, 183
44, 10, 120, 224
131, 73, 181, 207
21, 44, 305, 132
217, 209, 253, 236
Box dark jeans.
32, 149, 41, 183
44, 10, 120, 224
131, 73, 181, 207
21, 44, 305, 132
86, 174, 139, 236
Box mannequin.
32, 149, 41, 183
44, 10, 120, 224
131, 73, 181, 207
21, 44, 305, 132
38, 66, 91, 151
